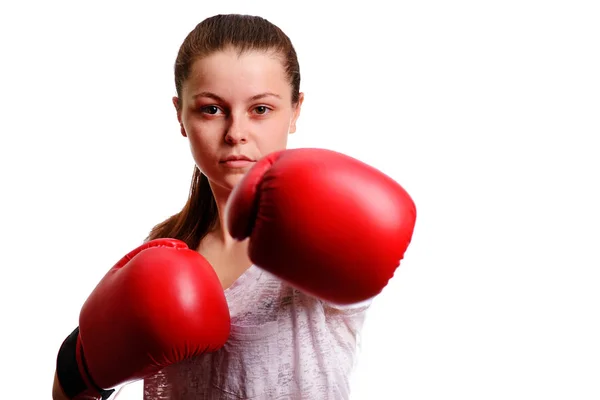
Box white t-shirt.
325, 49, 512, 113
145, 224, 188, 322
141, 264, 370, 400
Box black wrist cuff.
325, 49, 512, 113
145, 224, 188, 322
56, 326, 115, 400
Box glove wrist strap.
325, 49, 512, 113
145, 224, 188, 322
56, 326, 115, 400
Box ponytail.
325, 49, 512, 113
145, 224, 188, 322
145, 167, 218, 250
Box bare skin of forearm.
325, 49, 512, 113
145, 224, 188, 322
53, 371, 69, 400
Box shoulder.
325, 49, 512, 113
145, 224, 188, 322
321, 297, 373, 316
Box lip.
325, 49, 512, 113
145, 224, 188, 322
219, 155, 255, 168
220, 155, 253, 162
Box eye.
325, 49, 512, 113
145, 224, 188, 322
200, 105, 221, 115
253, 106, 271, 115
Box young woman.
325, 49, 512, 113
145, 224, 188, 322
141, 14, 370, 399
53, 13, 416, 400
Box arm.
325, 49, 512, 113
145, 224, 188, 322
52, 239, 230, 399
53, 371, 69, 400
225, 147, 417, 305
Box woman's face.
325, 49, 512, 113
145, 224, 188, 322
174, 47, 303, 193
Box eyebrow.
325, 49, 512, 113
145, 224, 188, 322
192, 91, 281, 102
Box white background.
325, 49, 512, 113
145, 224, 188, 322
1, 0, 599, 399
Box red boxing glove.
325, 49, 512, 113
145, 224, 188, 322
56, 239, 230, 399
225, 148, 417, 305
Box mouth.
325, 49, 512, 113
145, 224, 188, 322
219, 155, 256, 168
220, 155, 253, 162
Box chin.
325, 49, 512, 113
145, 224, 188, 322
222, 173, 247, 191
207, 163, 256, 193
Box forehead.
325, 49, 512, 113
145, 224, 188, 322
184, 49, 290, 100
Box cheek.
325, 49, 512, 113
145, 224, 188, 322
185, 117, 222, 150
256, 114, 292, 152
186, 128, 219, 168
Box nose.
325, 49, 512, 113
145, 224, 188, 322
224, 114, 249, 145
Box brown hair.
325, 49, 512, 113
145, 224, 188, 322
145, 14, 301, 250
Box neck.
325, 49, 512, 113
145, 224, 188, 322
209, 181, 242, 247
198, 179, 253, 288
